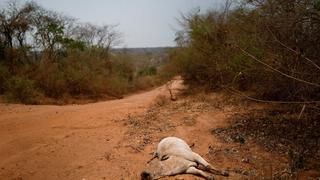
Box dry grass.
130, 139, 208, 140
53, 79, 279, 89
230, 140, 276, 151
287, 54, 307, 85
213, 106, 320, 173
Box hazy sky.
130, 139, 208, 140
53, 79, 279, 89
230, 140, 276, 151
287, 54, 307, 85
0, 0, 224, 47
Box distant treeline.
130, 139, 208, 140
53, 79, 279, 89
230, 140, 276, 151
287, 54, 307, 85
112, 47, 174, 55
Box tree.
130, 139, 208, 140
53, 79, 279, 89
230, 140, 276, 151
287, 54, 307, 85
33, 7, 73, 60
0, 0, 36, 48
72, 23, 121, 54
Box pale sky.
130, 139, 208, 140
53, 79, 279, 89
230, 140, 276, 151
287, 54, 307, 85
0, 0, 224, 48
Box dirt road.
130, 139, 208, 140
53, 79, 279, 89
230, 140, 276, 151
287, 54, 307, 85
0, 79, 289, 180
0, 80, 183, 180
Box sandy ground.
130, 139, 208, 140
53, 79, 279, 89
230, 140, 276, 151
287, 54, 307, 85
0, 79, 302, 180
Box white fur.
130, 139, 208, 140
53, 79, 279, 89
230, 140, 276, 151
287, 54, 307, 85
141, 137, 228, 180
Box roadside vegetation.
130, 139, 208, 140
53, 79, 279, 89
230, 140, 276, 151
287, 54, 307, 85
0, 1, 171, 104
1, 0, 320, 176
169, 0, 320, 174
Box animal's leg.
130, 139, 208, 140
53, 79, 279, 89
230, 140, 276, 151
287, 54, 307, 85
191, 152, 210, 167
157, 157, 198, 178
147, 152, 158, 164
185, 166, 214, 180
160, 164, 188, 177
192, 152, 229, 176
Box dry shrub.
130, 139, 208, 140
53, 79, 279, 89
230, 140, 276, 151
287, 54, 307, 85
4, 76, 43, 104
213, 107, 320, 172
153, 94, 169, 107
133, 76, 156, 90
0, 1, 170, 104
170, 1, 320, 102
104, 76, 129, 97
0, 63, 9, 93
35, 62, 67, 98
0, 48, 165, 104
172, 3, 320, 173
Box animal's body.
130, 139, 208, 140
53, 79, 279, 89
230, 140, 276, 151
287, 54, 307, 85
141, 137, 228, 180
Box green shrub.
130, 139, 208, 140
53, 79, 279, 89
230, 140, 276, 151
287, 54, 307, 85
112, 53, 134, 81
4, 76, 41, 104
138, 66, 157, 76
0, 64, 9, 94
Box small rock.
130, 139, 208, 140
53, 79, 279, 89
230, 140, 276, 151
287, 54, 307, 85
232, 135, 246, 144
231, 148, 239, 153
234, 168, 249, 176
241, 157, 250, 163
242, 170, 249, 176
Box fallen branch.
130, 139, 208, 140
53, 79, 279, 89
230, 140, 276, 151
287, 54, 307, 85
298, 104, 306, 120
166, 80, 177, 101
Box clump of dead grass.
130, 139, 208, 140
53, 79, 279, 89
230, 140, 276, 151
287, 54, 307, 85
153, 94, 169, 107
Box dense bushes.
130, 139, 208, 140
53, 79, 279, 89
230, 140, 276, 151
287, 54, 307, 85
0, 64, 9, 93
171, 0, 320, 102
0, 47, 167, 104
0, 1, 168, 104
138, 66, 157, 76
169, 0, 320, 171
4, 76, 40, 104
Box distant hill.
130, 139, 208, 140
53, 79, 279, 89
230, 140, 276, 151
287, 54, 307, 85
111, 47, 174, 69
112, 47, 174, 55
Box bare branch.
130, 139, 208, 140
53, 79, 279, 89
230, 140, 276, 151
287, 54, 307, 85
234, 44, 320, 87
224, 87, 320, 104
265, 25, 320, 72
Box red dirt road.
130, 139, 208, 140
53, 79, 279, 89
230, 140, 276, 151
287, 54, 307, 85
0, 80, 290, 180
0, 80, 186, 180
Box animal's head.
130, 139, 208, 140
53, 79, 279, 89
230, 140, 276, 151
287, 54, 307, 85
140, 157, 164, 180
140, 171, 154, 180
141, 155, 192, 180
